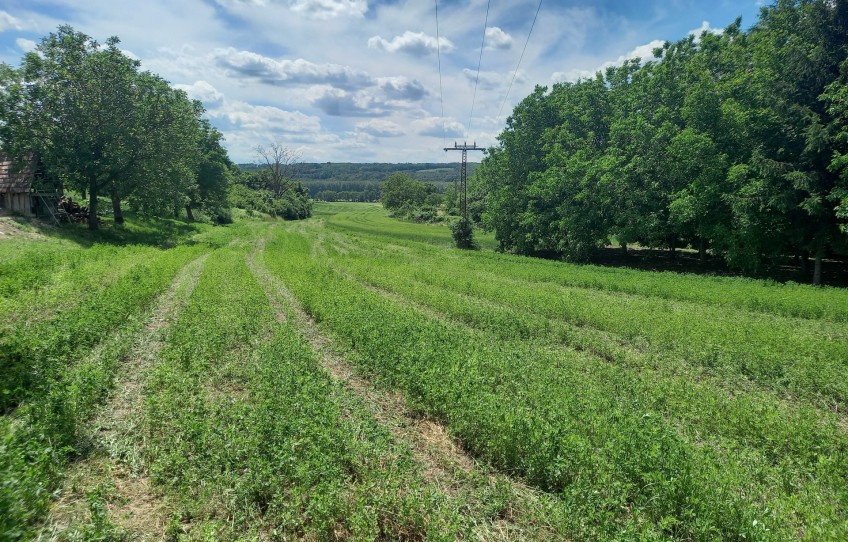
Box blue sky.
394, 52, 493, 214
0, 0, 763, 163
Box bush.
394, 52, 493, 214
451, 217, 476, 249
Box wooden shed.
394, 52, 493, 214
0, 155, 61, 222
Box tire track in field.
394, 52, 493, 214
248, 235, 565, 541
44, 253, 209, 541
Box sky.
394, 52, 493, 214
0, 0, 764, 164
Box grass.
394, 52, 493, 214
260, 203, 848, 541
0, 214, 214, 540
3, 202, 847, 541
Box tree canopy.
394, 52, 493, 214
477, 0, 848, 284
0, 26, 232, 228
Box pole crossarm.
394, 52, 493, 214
444, 142, 485, 221
443, 142, 484, 152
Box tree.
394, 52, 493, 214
0, 26, 212, 229
380, 172, 438, 216
116, 73, 203, 222
186, 120, 232, 222
1, 27, 142, 228
256, 143, 302, 199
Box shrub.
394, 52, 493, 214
450, 217, 476, 249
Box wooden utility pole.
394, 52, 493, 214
444, 142, 484, 221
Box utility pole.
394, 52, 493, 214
444, 142, 484, 221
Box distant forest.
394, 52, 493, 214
236, 162, 478, 201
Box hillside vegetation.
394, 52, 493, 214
1, 204, 846, 540
475, 0, 848, 285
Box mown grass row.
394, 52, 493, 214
322, 204, 848, 322
0, 244, 204, 540
326, 241, 848, 494
1, 244, 206, 412
319, 202, 499, 250
0, 244, 162, 335
141, 244, 474, 540
266, 225, 848, 541
324, 234, 848, 410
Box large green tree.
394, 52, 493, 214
0, 26, 215, 229
477, 0, 848, 284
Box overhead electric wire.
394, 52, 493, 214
434, 0, 447, 149
466, 0, 491, 142
496, 0, 543, 123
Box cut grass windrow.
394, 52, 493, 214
0, 244, 205, 541
323, 204, 848, 322
143, 242, 481, 540
43, 253, 208, 540
265, 224, 848, 541
325, 235, 848, 410
250, 235, 575, 541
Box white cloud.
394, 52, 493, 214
216, 0, 268, 7
377, 76, 428, 101
15, 38, 36, 53
551, 39, 665, 83
462, 69, 523, 91
688, 21, 722, 42
485, 27, 513, 50
0, 11, 22, 32
551, 69, 595, 83
415, 117, 464, 139
355, 119, 404, 137
367, 31, 454, 57
213, 47, 374, 89
310, 87, 390, 117
175, 80, 224, 105
620, 39, 665, 64
141, 45, 208, 81
209, 100, 322, 133
289, 0, 367, 20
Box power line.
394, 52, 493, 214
466, 0, 491, 141
434, 0, 446, 149
496, 0, 543, 123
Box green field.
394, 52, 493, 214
1, 204, 847, 541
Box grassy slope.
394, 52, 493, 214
269, 202, 848, 541
3, 204, 846, 540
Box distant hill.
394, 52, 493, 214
237, 162, 479, 200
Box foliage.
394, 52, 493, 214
450, 217, 476, 249
238, 161, 477, 185
380, 173, 442, 222
228, 179, 312, 220
185, 121, 233, 223
0, 26, 231, 229
479, 1, 848, 284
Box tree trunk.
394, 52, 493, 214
88, 184, 99, 230
620, 242, 628, 256
669, 238, 677, 261
813, 247, 824, 286
111, 192, 124, 225
800, 252, 809, 275
698, 238, 706, 264
185, 205, 194, 221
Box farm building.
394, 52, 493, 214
0, 154, 62, 221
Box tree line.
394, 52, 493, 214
475, 0, 848, 284
0, 26, 234, 228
